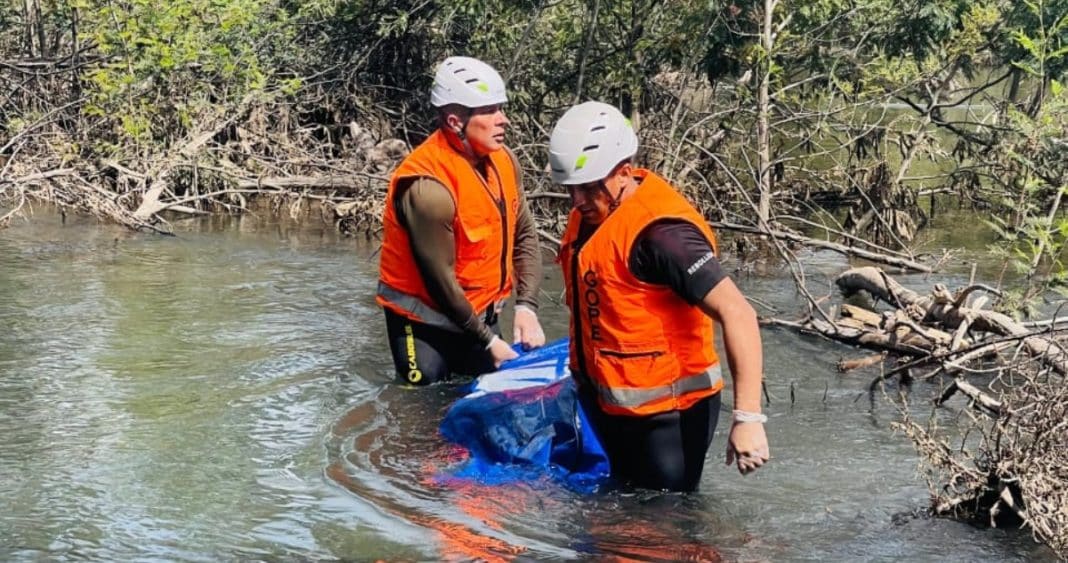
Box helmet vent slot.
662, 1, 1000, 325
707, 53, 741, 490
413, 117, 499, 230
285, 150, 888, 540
431, 56, 507, 108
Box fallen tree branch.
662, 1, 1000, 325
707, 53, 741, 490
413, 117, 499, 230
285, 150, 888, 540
712, 221, 933, 272
132, 100, 254, 224
234, 175, 384, 191
762, 316, 933, 355
837, 352, 887, 372
935, 377, 1007, 416
528, 191, 570, 200
537, 228, 561, 247
1, 168, 76, 185
836, 267, 1068, 375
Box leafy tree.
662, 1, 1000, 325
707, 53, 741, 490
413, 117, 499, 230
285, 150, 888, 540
78, 0, 293, 149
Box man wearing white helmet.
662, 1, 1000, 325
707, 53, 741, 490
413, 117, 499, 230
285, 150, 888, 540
376, 56, 545, 385
550, 101, 769, 491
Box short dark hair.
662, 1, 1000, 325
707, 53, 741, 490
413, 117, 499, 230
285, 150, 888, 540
436, 104, 471, 129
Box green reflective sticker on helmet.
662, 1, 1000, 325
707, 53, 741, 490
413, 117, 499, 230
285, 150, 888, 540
574, 154, 588, 170
476, 82, 489, 93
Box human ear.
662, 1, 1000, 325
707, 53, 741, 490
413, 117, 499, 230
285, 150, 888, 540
445, 113, 463, 132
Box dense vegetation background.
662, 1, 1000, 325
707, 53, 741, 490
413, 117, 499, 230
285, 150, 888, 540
2, 2, 1065, 261
2, 0, 1067, 554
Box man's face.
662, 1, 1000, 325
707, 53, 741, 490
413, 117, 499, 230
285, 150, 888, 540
566, 163, 631, 225
567, 180, 613, 225
457, 104, 509, 156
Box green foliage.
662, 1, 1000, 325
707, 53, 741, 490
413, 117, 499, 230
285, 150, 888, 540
999, 0, 1068, 81
947, 3, 1000, 61
79, 0, 293, 147
2, 0, 1066, 295
977, 0, 1068, 310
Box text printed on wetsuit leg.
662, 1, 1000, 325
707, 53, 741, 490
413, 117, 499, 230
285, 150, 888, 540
404, 323, 423, 383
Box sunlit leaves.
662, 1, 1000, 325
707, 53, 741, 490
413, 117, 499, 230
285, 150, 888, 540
78, 0, 293, 145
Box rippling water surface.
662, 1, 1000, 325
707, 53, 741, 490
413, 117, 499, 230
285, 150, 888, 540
0, 210, 1054, 561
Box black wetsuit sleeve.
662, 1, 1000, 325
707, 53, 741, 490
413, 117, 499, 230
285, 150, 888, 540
395, 177, 496, 345
628, 219, 726, 304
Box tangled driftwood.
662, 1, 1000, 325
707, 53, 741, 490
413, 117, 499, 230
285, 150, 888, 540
0, 97, 403, 235
766, 265, 1067, 557
896, 364, 1068, 558
767, 266, 1068, 376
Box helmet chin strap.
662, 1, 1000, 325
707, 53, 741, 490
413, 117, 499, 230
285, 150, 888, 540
452, 113, 478, 159
603, 181, 627, 212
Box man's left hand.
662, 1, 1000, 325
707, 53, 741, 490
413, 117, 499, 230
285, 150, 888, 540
513, 305, 545, 350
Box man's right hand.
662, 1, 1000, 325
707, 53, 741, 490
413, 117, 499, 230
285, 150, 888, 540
487, 335, 519, 368
726, 420, 769, 475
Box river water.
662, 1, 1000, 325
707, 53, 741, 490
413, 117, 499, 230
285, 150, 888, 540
0, 209, 1055, 561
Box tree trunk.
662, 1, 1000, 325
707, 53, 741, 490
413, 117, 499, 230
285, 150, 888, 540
70, 6, 80, 96
23, 0, 37, 57
33, 0, 46, 58
574, 0, 600, 104
1007, 67, 1022, 110
755, 0, 775, 226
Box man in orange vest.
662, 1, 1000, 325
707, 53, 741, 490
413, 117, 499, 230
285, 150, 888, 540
549, 101, 769, 491
377, 56, 546, 385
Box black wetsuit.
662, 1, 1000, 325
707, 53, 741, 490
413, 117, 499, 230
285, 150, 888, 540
576, 218, 728, 492
384, 306, 501, 384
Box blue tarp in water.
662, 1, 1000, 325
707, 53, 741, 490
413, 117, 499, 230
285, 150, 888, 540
439, 338, 610, 491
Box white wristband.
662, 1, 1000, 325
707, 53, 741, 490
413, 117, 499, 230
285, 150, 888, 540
514, 304, 538, 318
732, 410, 767, 424
485, 335, 502, 350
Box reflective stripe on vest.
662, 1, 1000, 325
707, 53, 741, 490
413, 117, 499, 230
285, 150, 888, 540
594, 364, 723, 410
378, 281, 499, 333
377, 281, 462, 332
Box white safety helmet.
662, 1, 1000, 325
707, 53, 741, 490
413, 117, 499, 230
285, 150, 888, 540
548, 101, 638, 185
430, 56, 508, 108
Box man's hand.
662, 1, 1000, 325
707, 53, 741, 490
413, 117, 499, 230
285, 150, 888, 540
726, 419, 769, 475
512, 305, 545, 350
487, 335, 519, 368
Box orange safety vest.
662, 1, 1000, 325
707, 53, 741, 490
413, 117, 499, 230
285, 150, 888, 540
377, 130, 519, 329
559, 169, 723, 416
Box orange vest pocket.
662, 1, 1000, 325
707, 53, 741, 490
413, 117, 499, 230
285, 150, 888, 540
594, 343, 680, 390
